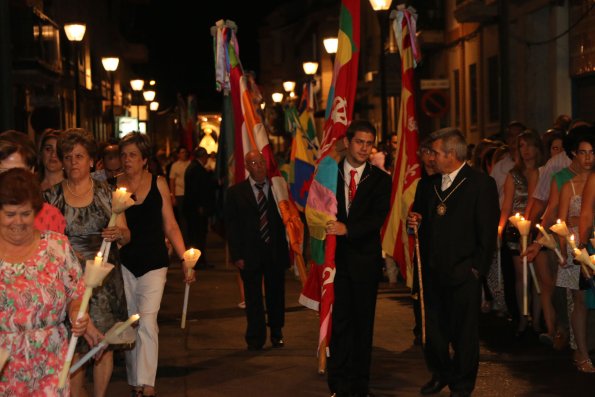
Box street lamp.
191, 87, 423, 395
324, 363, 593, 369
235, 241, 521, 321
323, 37, 338, 62
369, 0, 393, 141
64, 23, 86, 127
271, 92, 284, 104
130, 79, 144, 131
143, 90, 156, 102
101, 56, 119, 138
302, 61, 319, 76
282, 81, 296, 94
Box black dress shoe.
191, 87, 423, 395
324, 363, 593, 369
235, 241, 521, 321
451, 392, 471, 397
247, 344, 263, 351
420, 377, 448, 395
271, 337, 284, 348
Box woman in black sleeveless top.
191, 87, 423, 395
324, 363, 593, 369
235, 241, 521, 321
118, 133, 195, 397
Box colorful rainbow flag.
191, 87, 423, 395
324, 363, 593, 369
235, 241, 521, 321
285, 82, 319, 210
300, 0, 360, 359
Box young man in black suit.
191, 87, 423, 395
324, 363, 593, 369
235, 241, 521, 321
408, 128, 499, 397
224, 150, 289, 350
326, 120, 392, 397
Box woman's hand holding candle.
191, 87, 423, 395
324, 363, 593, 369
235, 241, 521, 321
59, 253, 114, 387
182, 248, 201, 284
70, 314, 140, 374
68, 302, 90, 337
101, 226, 123, 243
536, 233, 565, 263
109, 188, 135, 226
181, 249, 201, 328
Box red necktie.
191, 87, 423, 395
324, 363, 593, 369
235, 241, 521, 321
349, 169, 357, 204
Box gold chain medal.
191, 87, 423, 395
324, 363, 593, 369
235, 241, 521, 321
433, 177, 467, 217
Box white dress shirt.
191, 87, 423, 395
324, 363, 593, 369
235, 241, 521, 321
343, 161, 366, 214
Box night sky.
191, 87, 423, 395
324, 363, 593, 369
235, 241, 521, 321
139, 1, 282, 113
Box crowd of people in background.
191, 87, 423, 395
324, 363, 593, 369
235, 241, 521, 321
0, 112, 594, 396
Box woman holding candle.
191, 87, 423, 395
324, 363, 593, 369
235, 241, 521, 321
43, 128, 130, 396
497, 129, 544, 337
117, 132, 195, 397
556, 131, 595, 373
38, 129, 64, 191
0, 168, 89, 395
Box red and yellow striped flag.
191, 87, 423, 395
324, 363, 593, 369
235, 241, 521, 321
381, 6, 422, 288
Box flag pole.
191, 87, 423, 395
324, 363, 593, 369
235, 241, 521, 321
296, 254, 308, 287
318, 340, 327, 374
414, 227, 426, 346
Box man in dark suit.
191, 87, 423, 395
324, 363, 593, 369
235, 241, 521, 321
184, 146, 216, 268
325, 120, 392, 397
224, 150, 289, 350
408, 128, 499, 397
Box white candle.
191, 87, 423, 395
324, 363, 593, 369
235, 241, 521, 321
550, 219, 569, 237
517, 217, 531, 236
536, 223, 546, 236
93, 252, 103, 266
112, 314, 140, 336
182, 248, 201, 270
569, 234, 577, 251
508, 212, 521, 228
181, 248, 201, 329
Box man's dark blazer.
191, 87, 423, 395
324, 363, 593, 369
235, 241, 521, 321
335, 160, 392, 282
413, 164, 499, 286
224, 179, 289, 269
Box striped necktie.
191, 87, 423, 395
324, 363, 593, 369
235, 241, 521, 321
255, 183, 271, 244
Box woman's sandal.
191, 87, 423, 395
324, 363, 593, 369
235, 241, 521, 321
130, 389, 143, 397
573, 358, 595, 373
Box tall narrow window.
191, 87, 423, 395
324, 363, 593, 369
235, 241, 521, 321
453, 69, 460, 127
469, 63, 478, 126
487, 56, 500, 123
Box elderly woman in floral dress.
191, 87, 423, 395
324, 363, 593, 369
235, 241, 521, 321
0, 168, 89, 396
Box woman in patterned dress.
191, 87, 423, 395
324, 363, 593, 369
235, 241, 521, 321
557, 133, 595, 373
497, 129, 544, 336
44, 129, 130, 397
0, 168, 89, 396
